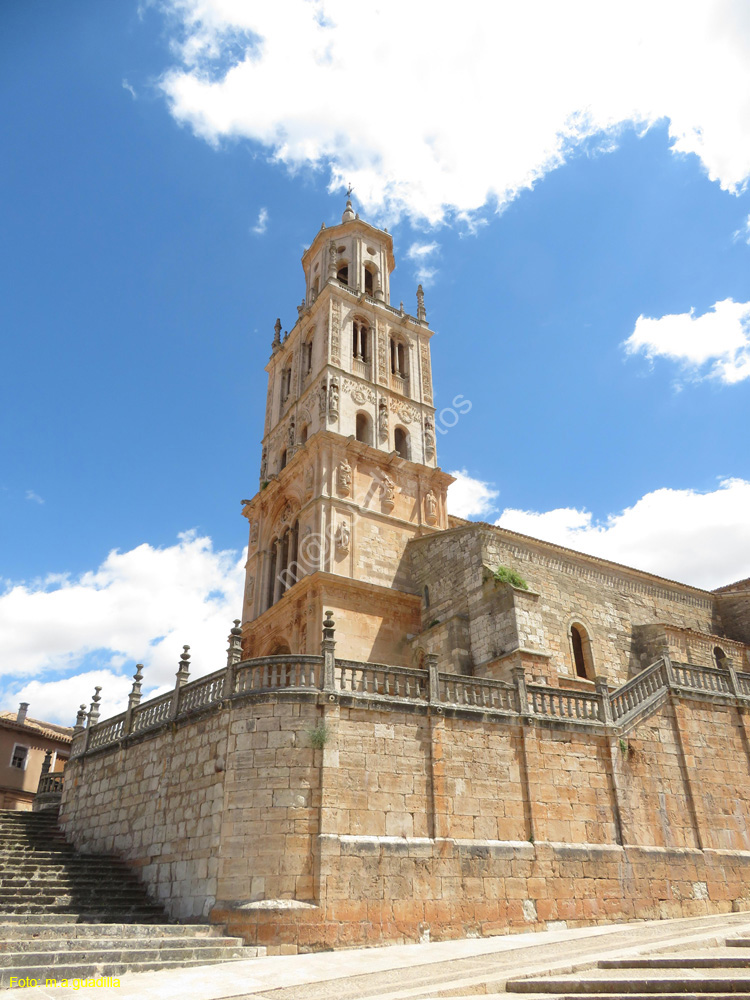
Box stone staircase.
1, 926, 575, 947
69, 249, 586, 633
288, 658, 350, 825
502, 926, 750, 1000
0, 809, 263, 987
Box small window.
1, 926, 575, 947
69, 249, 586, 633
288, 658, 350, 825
714, 646, 727, 667
423, 585, 430, 608
280, 449, 288, 471
10, 745, 28, 770
570, 623, 593, 679
394, 426, 409, 460
337, 264, 349, 286
364, 266, 375, 295
299, 423, 309, 444
356, 411, 373, 445
310, 278, 319, 302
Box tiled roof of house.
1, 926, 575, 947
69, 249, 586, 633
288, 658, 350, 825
0, 711, 73, 743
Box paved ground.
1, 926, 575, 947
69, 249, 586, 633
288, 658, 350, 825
9, 911, 750, 1000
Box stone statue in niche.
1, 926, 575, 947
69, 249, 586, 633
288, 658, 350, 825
245, 576, 255, 603
305, 465, 314, 499
288, 420, 296, 448
380, 474, 396, 513
260, 447, 268, 480
424, 418, 436, 460
337, 459, 352, 496
249, 521, 259, 546
378, 399, 389, 441
318, 383, 327, 421
328, 377, 339, 419
424, 489, 438, 525
335, 520, 350, 554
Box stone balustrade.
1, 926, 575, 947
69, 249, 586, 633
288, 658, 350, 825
68, 647, 750, 763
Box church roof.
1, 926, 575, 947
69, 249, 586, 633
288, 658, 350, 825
432, 516, 720, 598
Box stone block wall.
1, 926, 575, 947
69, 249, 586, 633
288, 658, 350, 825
60, 712, 228, 919
61, 679, 750, 951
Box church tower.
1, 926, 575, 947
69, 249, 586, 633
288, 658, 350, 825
240, 198, 454, 664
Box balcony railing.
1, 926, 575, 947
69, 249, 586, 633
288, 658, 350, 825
67, 637, 750, 763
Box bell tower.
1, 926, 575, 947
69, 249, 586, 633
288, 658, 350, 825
240, 198, 454, 664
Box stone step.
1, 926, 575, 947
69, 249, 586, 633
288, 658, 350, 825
0, 890, 161, 913
0, 905, 164, 918
507, 972, 750, 993
0, 943, 260, 968
0, 913, 78, 925
600, 953, 750, 969
0, 921, 221, 938
0, 811, 265, 979
0, 933, 246, 952
449, 996, 750, 1000
0, 877, 146, 889
0, 956, 256, 989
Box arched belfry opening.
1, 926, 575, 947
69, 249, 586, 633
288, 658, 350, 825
364, 263, 378, 296
337, 261, 349, 286
356, 411, 373, 445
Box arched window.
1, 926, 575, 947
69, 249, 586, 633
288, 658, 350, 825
394, 426, 409, 460
364, 264, 376, 296
281, 367, 291, 400
279, 449, 287, 471
714, 646, 727, 668
310, 277, 319, 303
352, 319, 369, 361
299, 423, 309, 444
423, 585, 430, 608
337, 263, 349, 286
570, 623, 594, 679
356, 411, 373, 445
303, 337, 313, 374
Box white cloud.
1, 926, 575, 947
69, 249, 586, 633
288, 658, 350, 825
447, 469, 499, 520
497, 478, 750, 590
0, 531, 244, 724
252, 206, 268, 234
157, 0, 750, 224
623, 298, 750, 384
25, 490, 44, 505
122, 79, 137, 99
406, 241, 440, 285
732, 214, 750, 244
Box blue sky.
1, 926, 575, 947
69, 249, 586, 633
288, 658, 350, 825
2, 1, 750, 722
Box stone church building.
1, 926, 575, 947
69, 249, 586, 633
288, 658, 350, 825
59, 201, 750, 952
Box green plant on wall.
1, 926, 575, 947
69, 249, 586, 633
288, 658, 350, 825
308, 722, 330, 749
493, 565, 529, 590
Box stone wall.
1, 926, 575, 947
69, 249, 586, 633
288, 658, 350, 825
61, 662, 750, 951
60, 711, 228, 919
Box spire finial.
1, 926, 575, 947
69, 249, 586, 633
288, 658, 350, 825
272, 317, 282, 352
417, 284, 426, 322
87, 686, 102, 727
176, 645, 191, 686
342, 186, 355, 223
